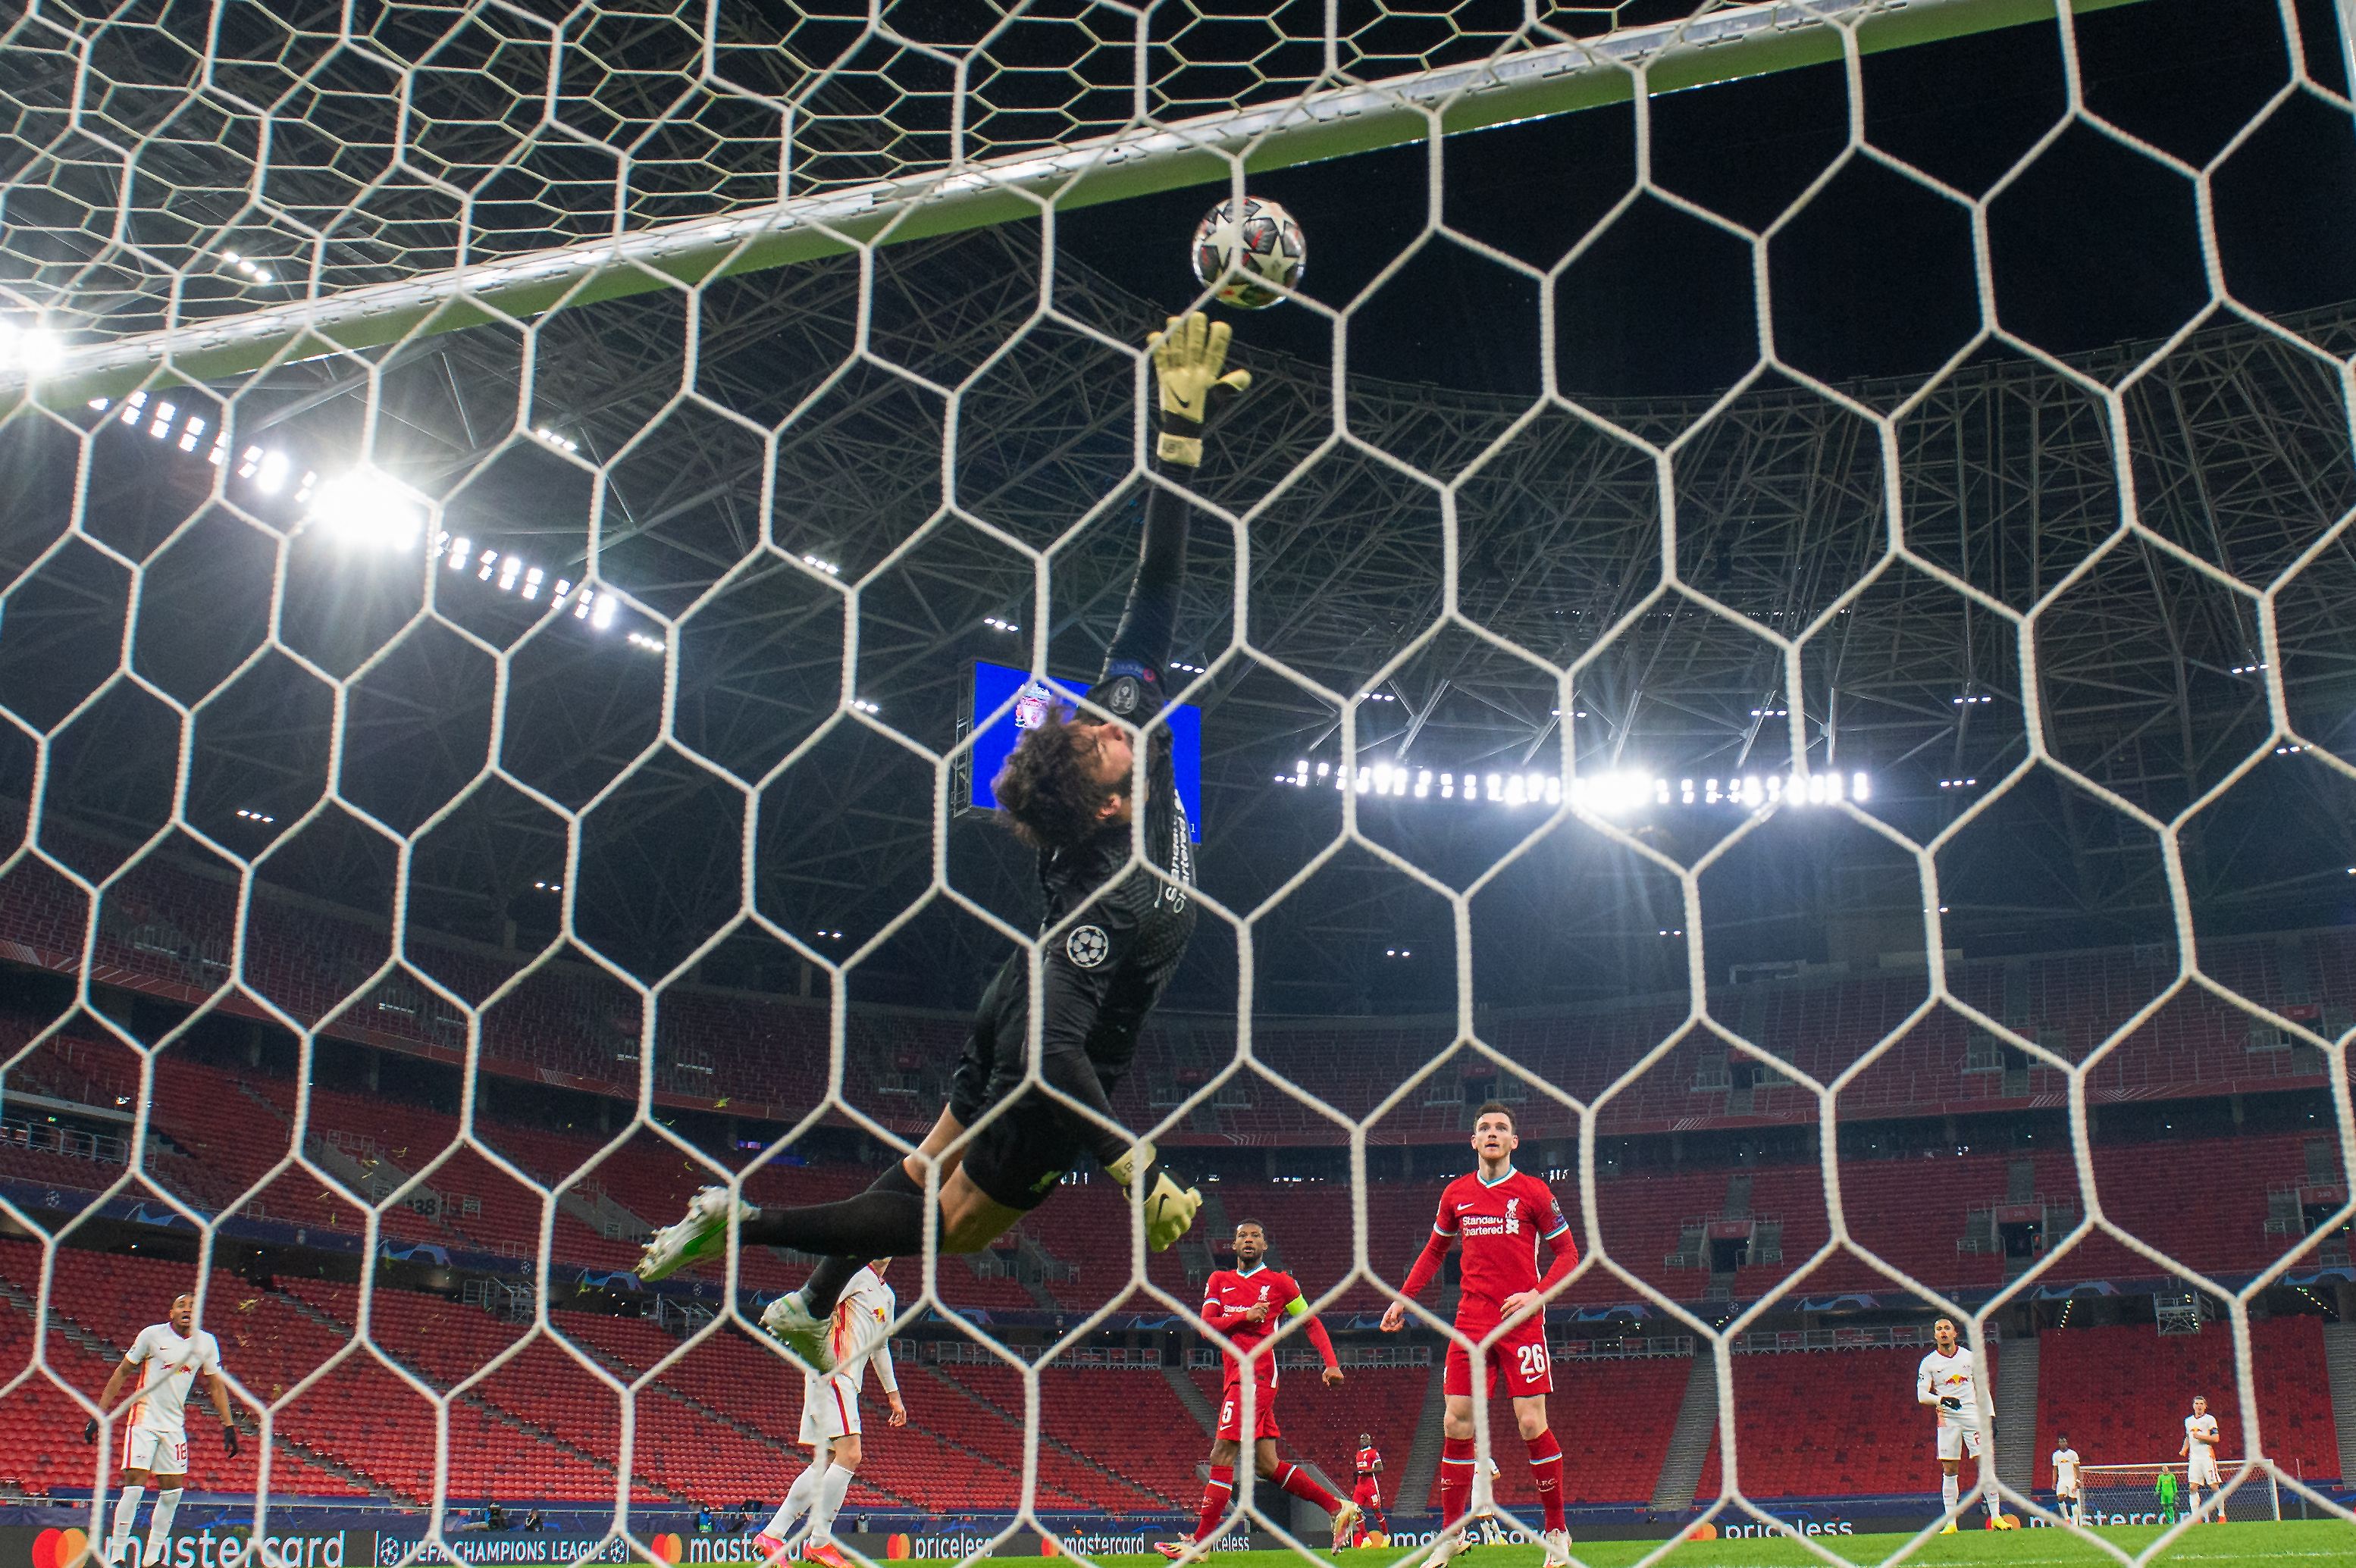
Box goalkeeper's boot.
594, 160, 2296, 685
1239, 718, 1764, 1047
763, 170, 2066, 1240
752, 1533, 791, 1566
1540, 1529, 1571, 1568
1328, 1501, 1361, 1552
636, 1185, 749, 1281
761, 1289, 841, 1376
802, 1545, 851, 1568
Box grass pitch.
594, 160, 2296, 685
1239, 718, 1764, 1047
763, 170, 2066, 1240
1064, 1521, 2356, 1566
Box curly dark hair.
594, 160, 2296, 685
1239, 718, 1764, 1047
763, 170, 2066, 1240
992, 706, 1120, 850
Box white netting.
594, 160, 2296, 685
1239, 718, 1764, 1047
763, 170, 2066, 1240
2076, 1463, 2282, 1526
4, 2, 2356, 1567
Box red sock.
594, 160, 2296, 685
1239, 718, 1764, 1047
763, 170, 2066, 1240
1440, 1437, 1477, 1529
1195, 1464, 1233, 1538
1274, 1462, 1343, 1514
1525, 1429, 1565, 1533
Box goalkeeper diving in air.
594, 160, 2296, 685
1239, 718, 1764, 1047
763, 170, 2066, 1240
638, 312, 1250, 1371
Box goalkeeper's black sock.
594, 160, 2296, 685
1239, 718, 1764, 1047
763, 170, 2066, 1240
799, 1253, 865, 1320
739, 1163, 927, 1315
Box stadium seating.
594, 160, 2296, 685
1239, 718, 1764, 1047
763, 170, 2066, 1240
1692, 1345, 1936, 1500
2035, 1316, 2340, 1487
6, 822, 2352, 1145
12, 825, 2356, 1519
1409, 1355, 1690, 1509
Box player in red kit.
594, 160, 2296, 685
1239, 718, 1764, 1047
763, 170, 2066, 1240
1156, 1220, 1356, 1560
1351, 1432, 1386, 1543
1381, 1103, 1577, 1568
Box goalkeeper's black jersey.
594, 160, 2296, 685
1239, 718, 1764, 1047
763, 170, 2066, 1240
1026, 667, 1198, 1081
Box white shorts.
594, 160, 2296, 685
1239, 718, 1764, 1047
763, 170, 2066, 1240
797, 1374, 862, 1443
123, 1426, 190, 1475
2056, 1481, 2079, 1501
1935, 1417, 1983, 1462
2187, 1454, 2221, 1488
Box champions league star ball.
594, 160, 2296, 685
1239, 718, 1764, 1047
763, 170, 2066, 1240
1192, 196, 1305, 309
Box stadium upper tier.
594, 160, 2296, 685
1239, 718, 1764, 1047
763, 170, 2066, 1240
0, 815, 2345, 1144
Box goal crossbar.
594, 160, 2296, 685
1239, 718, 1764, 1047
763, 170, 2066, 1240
19, 0, 2142, 404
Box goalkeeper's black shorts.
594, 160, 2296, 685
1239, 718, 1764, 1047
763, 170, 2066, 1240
957, 1087, 1091, 1211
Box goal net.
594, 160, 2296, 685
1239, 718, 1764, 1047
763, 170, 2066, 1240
4, 0, 2356, 1563
2076, 1464, 2282, 1526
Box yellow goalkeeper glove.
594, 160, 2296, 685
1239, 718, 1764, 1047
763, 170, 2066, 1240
1142, 1171, 1202, 1253
1107, 1140, 1201, 1251
1148, 311, 1252, 465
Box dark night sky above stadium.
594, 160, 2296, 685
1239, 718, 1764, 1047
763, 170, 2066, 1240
1064, 0, 2356, 398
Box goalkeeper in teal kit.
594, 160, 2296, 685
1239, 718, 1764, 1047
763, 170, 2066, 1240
636, 314, 1252, 1372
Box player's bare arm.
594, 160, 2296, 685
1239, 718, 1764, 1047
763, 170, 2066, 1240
89, 1352, 137, 1437
1383, 1228, 1455, 1332
887, 1391, 908, 1429
205, 1369, 239, 1453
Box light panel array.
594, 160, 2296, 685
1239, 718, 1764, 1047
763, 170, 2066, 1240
1274, 762, 1875, 811
86, 395, 661, 651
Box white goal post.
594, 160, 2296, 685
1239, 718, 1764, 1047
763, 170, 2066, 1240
2073, 1464, 2282, 1526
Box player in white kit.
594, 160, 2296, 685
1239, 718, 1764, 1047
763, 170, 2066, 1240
2179, 1395, 2223, 1521
2050, 1435, 2082, 1526
83, 1295, 237, 1566
1916, 1317, 1998, 1532
754, 1263, 905, 1568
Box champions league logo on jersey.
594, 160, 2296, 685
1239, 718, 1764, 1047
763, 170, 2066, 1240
1067, 925, 1109, 968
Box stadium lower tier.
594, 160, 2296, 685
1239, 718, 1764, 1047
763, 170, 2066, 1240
5, 1041, 2348, 1314
2, 1237, 2342, 1519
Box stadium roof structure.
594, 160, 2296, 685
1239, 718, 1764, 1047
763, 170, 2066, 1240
10, 224, 2356, 1019
5, 0, 2354, 1019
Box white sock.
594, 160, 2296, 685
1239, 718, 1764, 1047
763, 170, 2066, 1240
807, 1464, 855, 1546
1941, 1475, 1959, 1520
109, 1486, 145, 1558
763, 1461, 826, 1541
144, 1488, 182, 1564
1985, 1487, 2001, 1522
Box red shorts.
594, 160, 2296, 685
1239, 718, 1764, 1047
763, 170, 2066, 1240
1216, 1378, 1281, 1441
1443, 1316, 1552, 1398
1352, 1478, 1383, 1510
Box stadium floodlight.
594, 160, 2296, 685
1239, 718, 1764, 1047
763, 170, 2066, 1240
802, 554, 841, 575
218, 249, 276, 284
0, 321, 61, 376
308, 469, 423, 551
